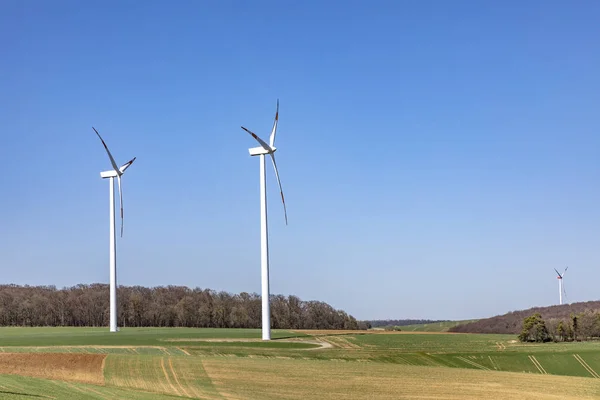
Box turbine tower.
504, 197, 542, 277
554, 267, 568, 305
93, 127, 136, 333
241, 100, 287, 341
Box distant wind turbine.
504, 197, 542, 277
93, 127, 136, 333
241, 100, 288, 341
554, 267, 568, 305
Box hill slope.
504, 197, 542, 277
398, 320, 477, 332
449, 301, 600, 334
367, 319, 448, 328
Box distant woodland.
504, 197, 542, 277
449, 301, 600, 336
367, 319, 448, 328
0, 284, 362, 330
517, 310, 600, 343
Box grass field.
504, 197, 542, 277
0, 327, 303, 346
0, 327, 599, 399
395, 319, 477, 332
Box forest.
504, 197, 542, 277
0, 284, 362, 330
449, 300, 600, 335
519, 310, 600, 342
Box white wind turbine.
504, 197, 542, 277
93, 127, 136, 333
241, 99, 287, 341
554, 267, 568, 305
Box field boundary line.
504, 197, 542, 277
161, 357, 182, 397
200, 359, 229, 400
178, 347, 191, 356
100, 355, 107, 376
181, 369, 202, 400
456, 356, 491, 371
169, 357, 191, 398
528, 355, 547, 374
573, 354, 600, 378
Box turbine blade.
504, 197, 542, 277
241, 126, 271, 151
269, 99, 279, 147
92, 127, 121, 174
119, 157, 136, 174
117, 176, 124, 237
563, 266, 568, 277
269, 153, 288, 225
554, 268, 562, 278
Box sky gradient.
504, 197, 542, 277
1, 1, 599, 320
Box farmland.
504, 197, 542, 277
0, 327, 599, 399
395, 319, 478, 332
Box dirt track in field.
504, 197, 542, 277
0, 353, 105, 385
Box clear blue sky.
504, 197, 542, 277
1, 1, 599, 320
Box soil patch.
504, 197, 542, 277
0, 353, 105, 385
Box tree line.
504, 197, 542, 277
449, 301, 600, 334
519, 311, 600, 342
0, 284, 361, 330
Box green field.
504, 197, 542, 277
393, 319, 477, 332
0, 327, 599, 399
0, 327, 303, 346
0, 373, 175, 399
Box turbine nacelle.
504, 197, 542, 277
249, 146, 277, 156
100, 170, 120, 179
554, 267, 568, 280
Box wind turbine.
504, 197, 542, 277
92, 127, 136, 333
554, 267, 568, 305
241, 99, 287, 341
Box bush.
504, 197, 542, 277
519, 313, 550, 343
